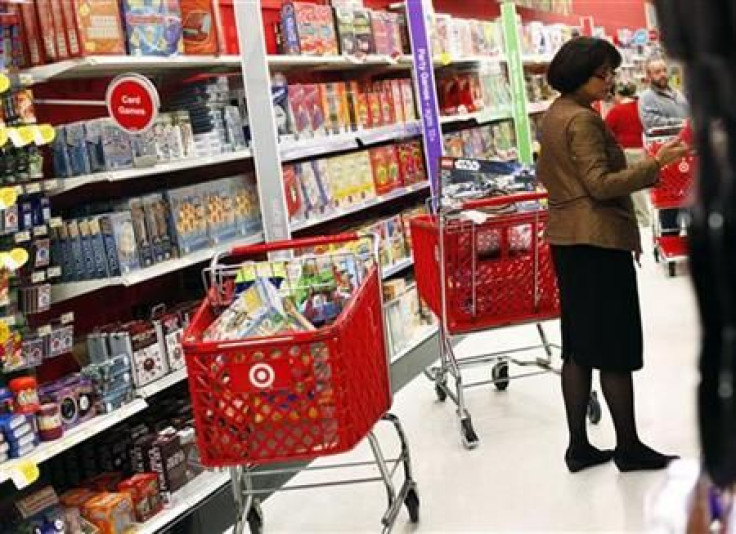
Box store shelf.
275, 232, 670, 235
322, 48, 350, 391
290, 182, 430, 232
280, 121, 422, 162
136, 368, 188, 399
134, 470, 231, 534
382, 257, 414, 279
268, 54, 409, 71
391, 324, 439, 363
522, 53, 555, 65
0, 399, 148, 487
440, 107, 514, 126
51, 232, 264, 304
432, 54, 507, 67
527, 99, 554, 114
51, 150, 253, 196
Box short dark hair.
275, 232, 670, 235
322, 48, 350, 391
547, 37, 622, 94
615, 81, 638, 98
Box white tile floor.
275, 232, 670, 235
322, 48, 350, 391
261, 250, 700, 533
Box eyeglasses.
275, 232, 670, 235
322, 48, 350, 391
594, 70, 617, 82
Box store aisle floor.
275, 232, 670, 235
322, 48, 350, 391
261, 252, 700, 533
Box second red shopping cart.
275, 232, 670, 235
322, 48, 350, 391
411, 191, 602, 448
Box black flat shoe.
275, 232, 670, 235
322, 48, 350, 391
614, 448, 679, 472
565, 446, 615, 473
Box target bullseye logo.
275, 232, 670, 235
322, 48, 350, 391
679, 161, 690, 173
249, 363, 276, 389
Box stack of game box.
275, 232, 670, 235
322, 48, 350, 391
52, 174, 261, 282
283, 140, 427, 224
430, 14, 505, 59
437, 69, 512, 117
444, 120, 518, 161
277, 75, 416, 140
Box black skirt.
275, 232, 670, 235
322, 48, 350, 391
551, 244, 644, 371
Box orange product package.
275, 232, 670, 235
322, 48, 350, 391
118, 473, 163, 523
367, 91, 383, 128
282, 164, 304, 220
58, 0, 81, 56
384, 145, 402, 188
318, 83, 336, 135
82, 492, 135, 534
335, 82, 352, 132
34, 0, 59, 62
180, 0, 219, 55
73, 0, 126, 56
389, 80, 405, 123
370, 146, 398, 196
60, 488, 97, 510
400, 79, 416, 121
49, 0, 71, 59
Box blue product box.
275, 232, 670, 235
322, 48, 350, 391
84, 119, 107, 173
142, 193, 174, 262
64, 122, 92, 176
108, 211, 140, 274
122, 0, 184, 57
120, 197, 154, 268
98, 214, 122, 277
87, 217, 110, 279
76, 218, 98, 280
66, 220, 86, 281
51, 126, 72, 179
100, 120, 134, 171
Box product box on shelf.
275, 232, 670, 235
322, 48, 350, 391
148, 428, 187, 503
77, 218, 100, 279
180, 0, 219, 55
118, 473, 162, 523
131, 129, 158, 168
59, 0, 82, 57
123, 322, 169, 388
153, 310, 185, 371
295, 160, 330, 218
19, 2, 43, 66
282, 164, 303, 221
334, 7, 357, 56
142, 193, 176, 263
370, 146, 400, 195
107, 210, 140, 275
288, 84, 312, 139
48, 0, 70, 60
71, 0, 126, 56
65, 219, 85, 281
353, 8, 374, 55
121, 0, 184, 57
304, 84, 326, 136
371, 9, 389, 55
100, 120, 134, 171
230, 174, 262, 235
124, 198, 155, 268
204, 179, 238, 244
82, 492, 135, 534
165, 184, 209, 254
34, 0, 59, 63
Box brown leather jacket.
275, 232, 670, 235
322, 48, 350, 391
537, 95, 660, 253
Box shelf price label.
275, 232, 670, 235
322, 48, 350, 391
8, 460, 40, 490
0, 73, 9, 95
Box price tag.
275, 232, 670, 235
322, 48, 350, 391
47, 266, 62, 278
0, 320, 10, 344
8, 460, 40, 490
14, 231, 30, 244
33, 225, 48, 237
31, 271, 46, 284
439, 53, 453, 66
43, 179, 60, 192
61, 312, 75, 325
0, 316, 17, 327
0, 187, 18, 210
34, 124, 56, 146
37, 324, 52, 336
0, 73, 9, 95
7, 128, 25, 148
49, 217, 63, 228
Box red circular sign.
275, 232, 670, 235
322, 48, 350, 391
106, 74, 159, 134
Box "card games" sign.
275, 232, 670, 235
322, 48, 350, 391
106, 74, 160, 134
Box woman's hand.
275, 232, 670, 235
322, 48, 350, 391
655, 139, 690, 167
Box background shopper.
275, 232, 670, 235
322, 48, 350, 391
605, 81, 651, 227
537, 37, 688, 473
639, 58, 690, 236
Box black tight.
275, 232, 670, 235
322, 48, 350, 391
562, 358, 640, 451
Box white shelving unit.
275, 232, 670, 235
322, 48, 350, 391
51, 232, 264, 304
134, 470, 231, 534
51, 150, 253, 195
22, 55, 243, 84
136, 368, 188, 399
0, 399, 148, 487
268, 53, 410, 71
290, 182, 430, 232
280, 121, 422, 163
440, 107, 514, 126
382, 257, 414, 279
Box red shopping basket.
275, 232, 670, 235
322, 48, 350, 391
410, 192, 559, 335
646, 141, 696, 209
182, 234, 391, 468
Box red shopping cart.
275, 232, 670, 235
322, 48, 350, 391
644, 124, 695, 276
182, 233, 419, 534
410, 191, 602, 448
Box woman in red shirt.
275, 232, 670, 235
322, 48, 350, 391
605, 82, 651, 226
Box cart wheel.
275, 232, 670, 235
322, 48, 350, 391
588, 391, 602, 425
668, 262, 677, 277
653, 247, 660, 263
434, 382, 447, 402
492, 362, 510, 391
404, 487, 420, 523
247, 502, 264, 534
460, 417, 479, 449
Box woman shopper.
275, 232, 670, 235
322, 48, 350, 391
537, 37, 688, 473
604, 81, 652, 227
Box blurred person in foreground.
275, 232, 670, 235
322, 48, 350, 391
605, 81, 651, 227
537, 37, 688, 473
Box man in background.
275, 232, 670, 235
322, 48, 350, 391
638, 58, 690, 236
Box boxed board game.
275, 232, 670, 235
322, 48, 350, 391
106, 211, 140, 275
71, 0, 126, 56
121, 0, 184, 57
204, 178, 239, 244
166, 184, 210, 254
281, 1, 338, 56
180, 0, 218, 55
142, 193, 176, 263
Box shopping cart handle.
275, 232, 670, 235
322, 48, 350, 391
230, 232, 362, 257
461, 191, 548, 210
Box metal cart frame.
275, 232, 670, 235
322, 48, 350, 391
183, 233, 420, 533
411, 192, 601, 449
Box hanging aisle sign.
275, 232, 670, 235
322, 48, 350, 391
406, 0, 442, 199
106, 73, 160, 134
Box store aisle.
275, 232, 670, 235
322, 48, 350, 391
261, 252, 699, 533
